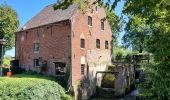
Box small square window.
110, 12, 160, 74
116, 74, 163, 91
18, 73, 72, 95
33, 43, 40, 52
80, 38, 85, 48
88, 16, 92, 26
81, 64, 85, 75
105, 40, 109, 49
96, 39, 100, 49
34, 59, 40, 67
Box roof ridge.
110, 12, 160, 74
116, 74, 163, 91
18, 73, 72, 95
18, 3, 78, 31
45, 3, 56, 8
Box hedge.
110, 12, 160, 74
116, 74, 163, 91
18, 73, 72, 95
0, 76, 72, 100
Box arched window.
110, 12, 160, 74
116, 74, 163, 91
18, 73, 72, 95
105, 40, 109, 49
95, 6, 98, 12
33, 43, 40, 51
96, 39, 100, 49
80, 38, 85, 48
101, 21, 104, 30
88, 16, 92, 26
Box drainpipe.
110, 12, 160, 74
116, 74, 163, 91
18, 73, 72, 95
69, 18, 73, 91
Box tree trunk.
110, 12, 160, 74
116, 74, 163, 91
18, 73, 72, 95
139, 45, 143, 53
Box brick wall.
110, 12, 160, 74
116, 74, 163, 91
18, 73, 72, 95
16, 20, 71, 76
71, 4, 112, 98
15, 4, 113, 99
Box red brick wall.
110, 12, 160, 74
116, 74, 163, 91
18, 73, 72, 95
15, 5, 112, 90
16, 20, 71, 76
71, 5, 112, 85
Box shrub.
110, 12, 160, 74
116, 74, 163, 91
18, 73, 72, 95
115, 52, 123, 62
125, 54, 132, 63
107, 65, 115, 71
0, 75, 72, 100
17, 81, 72, 100
101, 73, 115, 88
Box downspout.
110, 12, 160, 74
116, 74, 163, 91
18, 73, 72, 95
68, 18, 73, 91
15, 32, 17, 59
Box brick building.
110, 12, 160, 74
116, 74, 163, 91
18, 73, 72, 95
15, 2, 112, 98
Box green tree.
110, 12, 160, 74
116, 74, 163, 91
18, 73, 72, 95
122, 0, 170, 99
106, 9, 123, 46
122, 16, 150, 53
0, 4, 19, 55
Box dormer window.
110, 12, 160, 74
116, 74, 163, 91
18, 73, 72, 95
88, 16, 92, 26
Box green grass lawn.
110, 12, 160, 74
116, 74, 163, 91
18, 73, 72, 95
0, 73, 72, 100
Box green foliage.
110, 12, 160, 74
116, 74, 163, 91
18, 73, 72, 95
0, 4, 19, 53
101, 73, 115, 88
122, 0, 170, 99
122, 17, 150, 53
0, 74, 72, 100
113, 46, 132, 56
3, 55, 14, 68
107, 65, 115, 71
115, 51, 123, 62
139, 62, 170, 99
112, 46, 133, 62
53, 0, 122, 14
54, 0, 91, 13
106, 9, 123, 46
124, 54, 132, 63
101, 65, 116, 88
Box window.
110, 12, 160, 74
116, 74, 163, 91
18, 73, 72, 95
81, 64, 85, 75
101, 21, 104, 30
33, 43, 40, 52
88, 16, 92, 26
96, 39, 100, 49
34, 59, 40, 67
25, 31, 28, 40
54, 62, 66, 75
95, 6, 98, 12
80, 38, 85, 48
105, 40, 109, 49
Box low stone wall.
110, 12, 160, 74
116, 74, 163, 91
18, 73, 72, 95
113, 63, 135, 96
73, 63, 135, 99
73, 63, 109, 100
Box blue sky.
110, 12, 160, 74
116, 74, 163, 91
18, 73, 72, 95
0, 0, 124, 57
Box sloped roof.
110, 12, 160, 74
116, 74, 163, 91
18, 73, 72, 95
20, 4, 78, 31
